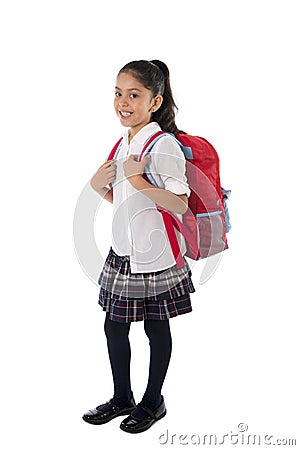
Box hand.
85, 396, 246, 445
90, 159, 117, 189
123, 154, 150, 181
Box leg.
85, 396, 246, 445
104, 313, 132, 406
130, 318, 172, 420
142, 318, 172, 409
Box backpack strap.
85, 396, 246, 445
106, 137, 123, 191
156, 206, 194, 269
107, 137, 123, 161
138, 131, 169, 161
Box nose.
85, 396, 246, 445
119, 97, 129, 107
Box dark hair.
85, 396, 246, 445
118, 59, 185, 134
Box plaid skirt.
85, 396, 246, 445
98, 247, 196, 323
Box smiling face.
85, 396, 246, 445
114, 72, 163, 140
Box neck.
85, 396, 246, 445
128, 121, 152, 144
128, 130, 132, 144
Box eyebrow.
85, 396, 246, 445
115, 86, 143, 92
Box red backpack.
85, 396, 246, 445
106, 131, 231, 269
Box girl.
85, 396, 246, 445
83, 60, 196, 433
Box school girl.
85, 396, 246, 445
83, 60, 196, 433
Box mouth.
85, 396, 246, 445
119, 110, 133, 120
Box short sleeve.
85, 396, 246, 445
150, 135, 191, 197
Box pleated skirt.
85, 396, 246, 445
98, 247, 196, 323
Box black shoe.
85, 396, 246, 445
82, 393, 136, 425
120, 396, 166, 433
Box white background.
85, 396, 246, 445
1, 0, 299, 449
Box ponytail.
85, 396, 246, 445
118, 59, 185, 134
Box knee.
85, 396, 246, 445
104, 314, 131, 339
144, 319, 171, 343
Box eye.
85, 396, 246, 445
115, 92, 121, 97
130, 93, 138, 99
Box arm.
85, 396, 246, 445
128, 174, 188, 215
90, 183, 113, 204
90, 159, 116, 204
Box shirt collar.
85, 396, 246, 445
122, 122, 161, 145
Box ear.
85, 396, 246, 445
151, 95, 163, 113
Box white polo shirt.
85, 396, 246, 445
110, 122, 191, 273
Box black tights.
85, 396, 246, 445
104, 313, 172, 410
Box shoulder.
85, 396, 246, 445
149, 134, 187, 175
151, 133, 183, 157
